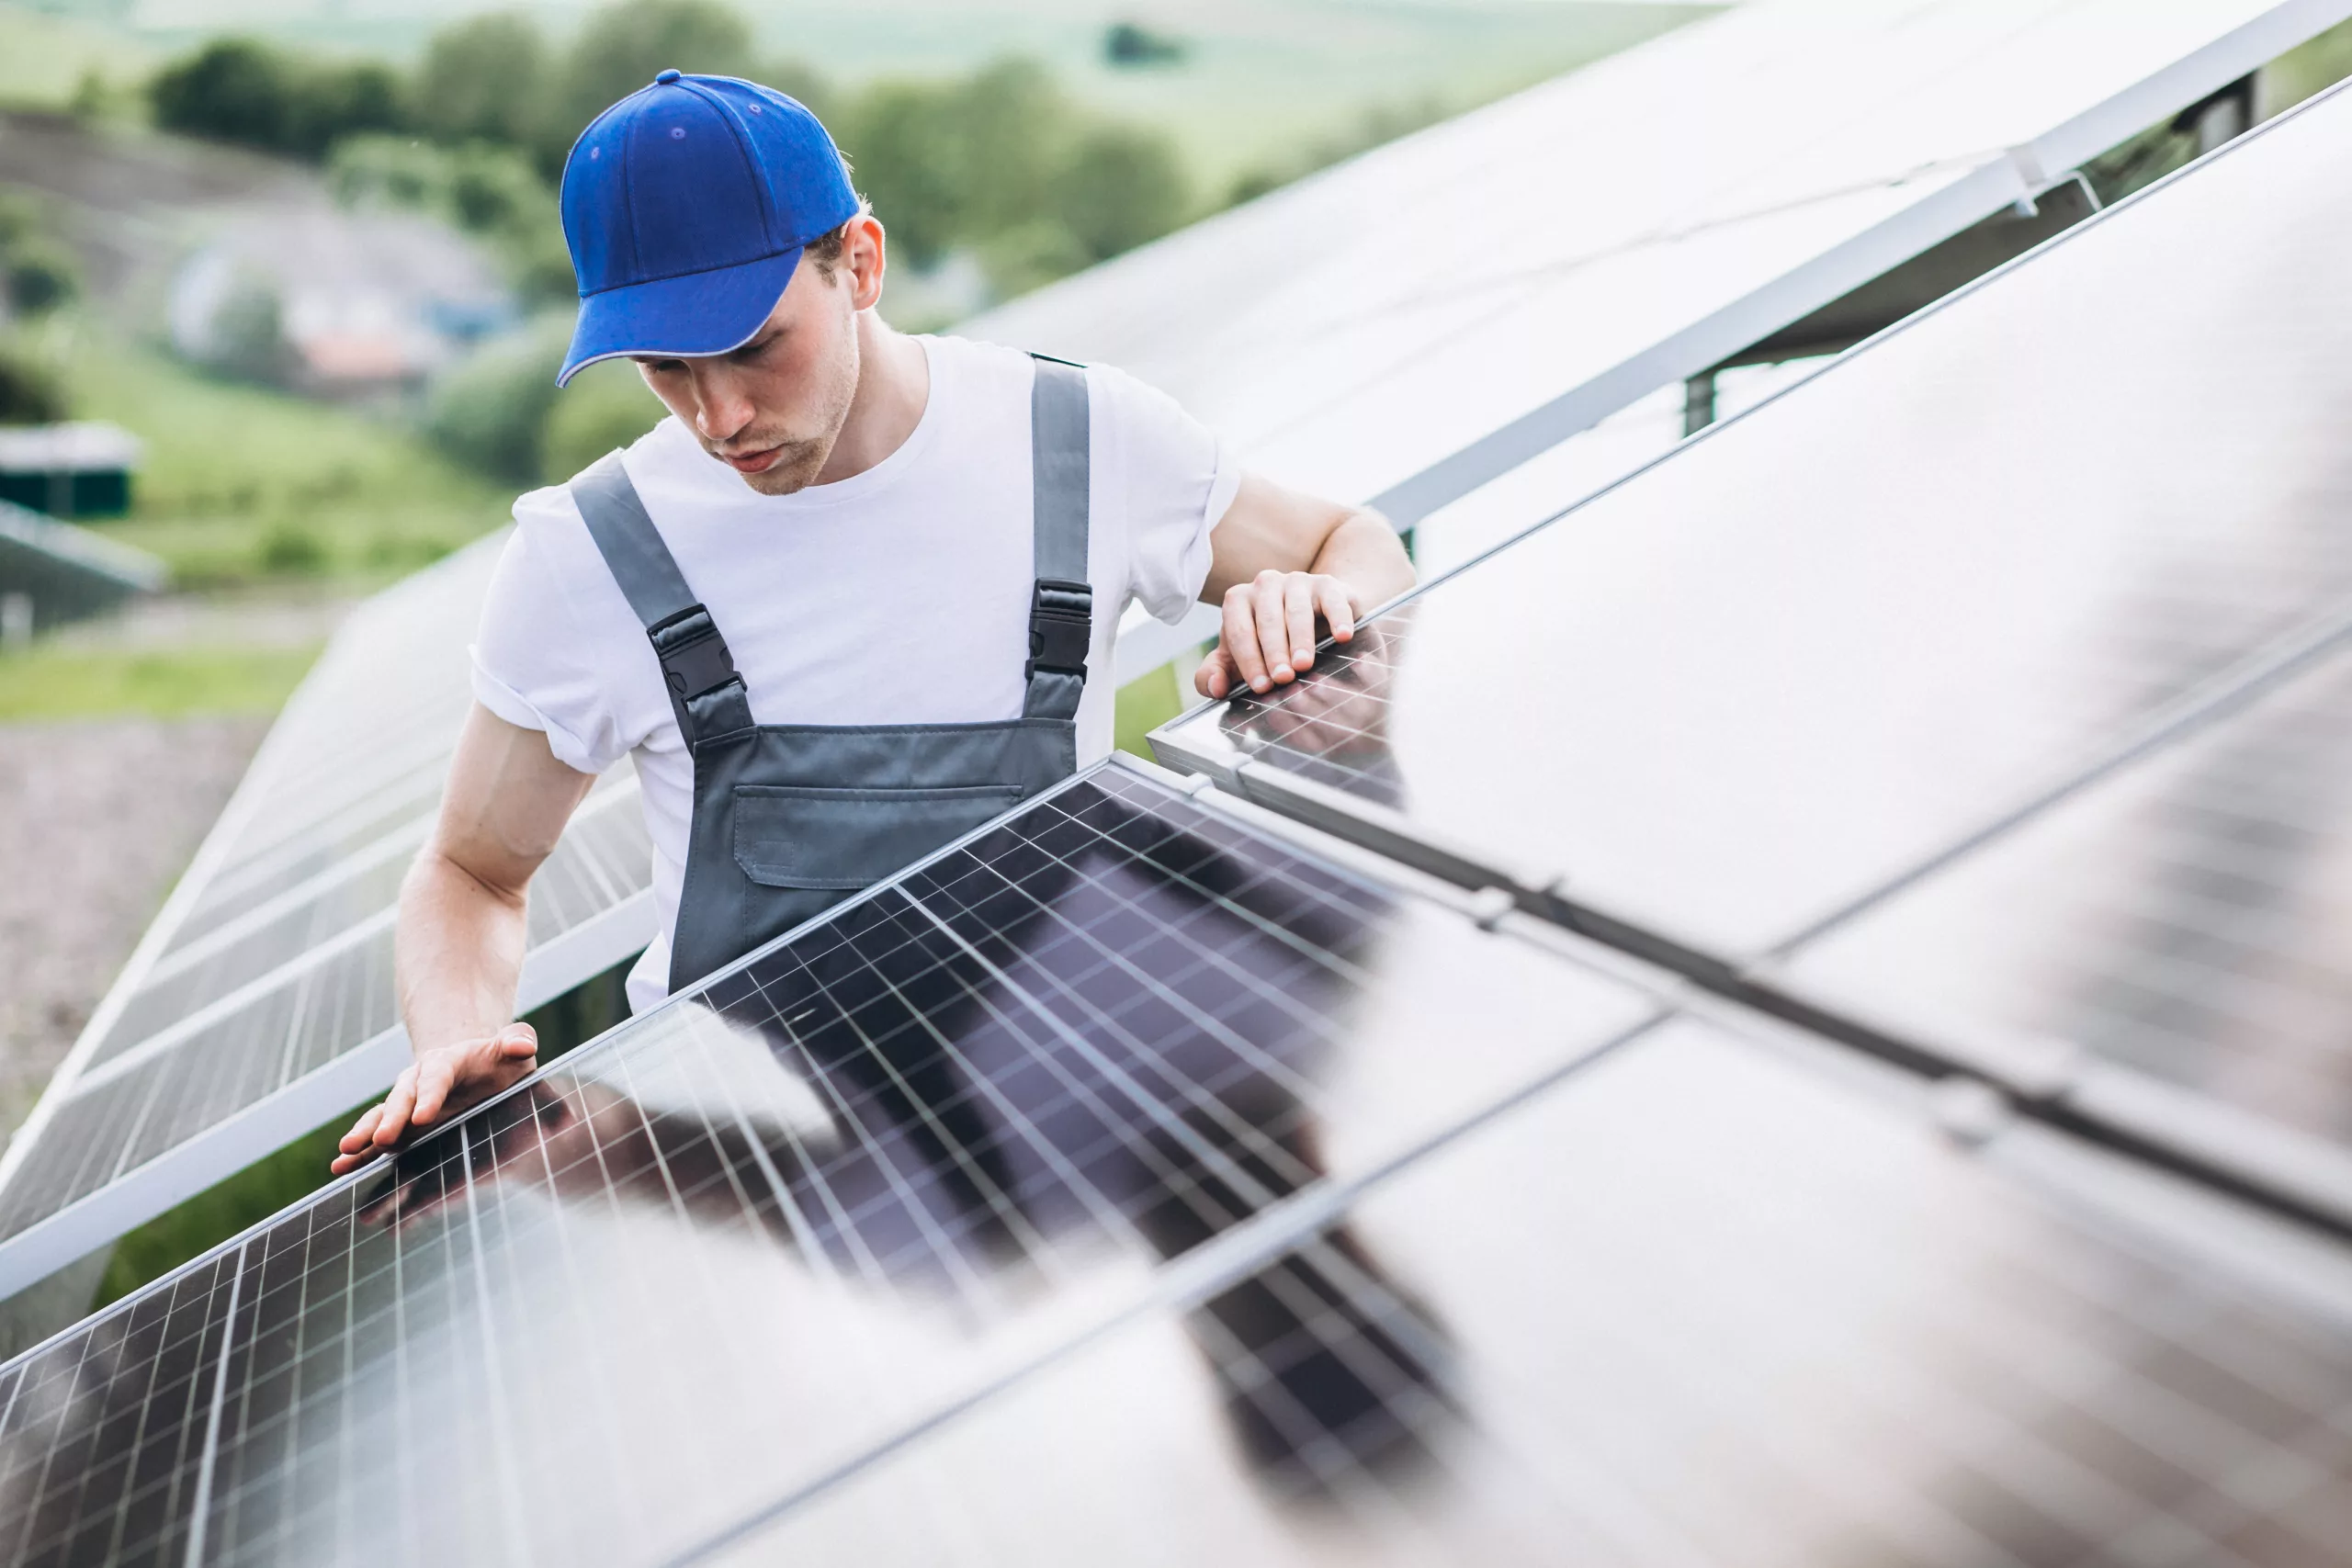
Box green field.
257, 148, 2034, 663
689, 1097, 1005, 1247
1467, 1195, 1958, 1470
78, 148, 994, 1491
0, 639, 319, 718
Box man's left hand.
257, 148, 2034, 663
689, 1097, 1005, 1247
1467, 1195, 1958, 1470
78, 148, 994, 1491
1195, 569, 1361, 700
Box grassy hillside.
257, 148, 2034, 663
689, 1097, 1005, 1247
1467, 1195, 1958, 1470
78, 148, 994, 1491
30, 314, 512, 587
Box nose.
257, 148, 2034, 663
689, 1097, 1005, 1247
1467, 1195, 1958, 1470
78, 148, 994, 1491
689, 369, 756, 446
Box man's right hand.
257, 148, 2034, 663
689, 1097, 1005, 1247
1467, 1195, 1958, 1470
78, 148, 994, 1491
330, 1022, 540, 1175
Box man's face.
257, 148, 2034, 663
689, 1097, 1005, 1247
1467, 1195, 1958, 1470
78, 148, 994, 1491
631, 231, 872, 496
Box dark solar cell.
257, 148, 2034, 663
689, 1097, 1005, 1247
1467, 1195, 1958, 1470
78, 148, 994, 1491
718, 1017, 2352, 1567
1788, 640, 2352, 1154
0, 764, 1655, 1565
0, 1251, 241, 1567
1156, 84, 2352, 964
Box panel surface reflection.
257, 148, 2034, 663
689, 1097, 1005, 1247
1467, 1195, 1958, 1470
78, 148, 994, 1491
1792, 644, 2352, 1150
1159, 86, 2352, 960
0, 764, 1653, 1566
751, 1019, 2352, 1567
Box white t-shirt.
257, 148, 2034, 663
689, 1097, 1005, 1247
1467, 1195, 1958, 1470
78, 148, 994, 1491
471, 333, 1238, 1013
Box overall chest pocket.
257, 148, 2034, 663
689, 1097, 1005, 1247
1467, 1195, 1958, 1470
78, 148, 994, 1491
730, 784, 1026, 890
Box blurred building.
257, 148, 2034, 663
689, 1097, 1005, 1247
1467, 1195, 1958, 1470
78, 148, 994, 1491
0, 421, 140, 518
167, 209, 513, 400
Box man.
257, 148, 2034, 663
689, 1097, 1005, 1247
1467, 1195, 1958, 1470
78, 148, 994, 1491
333, 70, 1412, 1175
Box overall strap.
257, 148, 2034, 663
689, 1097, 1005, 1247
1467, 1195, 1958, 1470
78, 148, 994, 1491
1024, 354, 1093, 722
571, 452, 755, 747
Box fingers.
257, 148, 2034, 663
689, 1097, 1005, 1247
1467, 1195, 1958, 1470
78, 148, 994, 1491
1283, 574, 1317, 672
331, 1103, 385, 1175
1315, 577, 1358, 644
373, 1066, 419, 1152
1251, 571, 1294, 685
1221, 584, 1272, 694
328, 1022, 545, 1177
410, 1053, 458, 1128
338, 1105, 383, 1156
1194, 646, 1235, 700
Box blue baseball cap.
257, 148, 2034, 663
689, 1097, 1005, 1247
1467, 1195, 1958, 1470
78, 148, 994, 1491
556, 71, 860, 387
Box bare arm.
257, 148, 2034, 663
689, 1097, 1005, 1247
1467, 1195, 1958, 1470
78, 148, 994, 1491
1194, 472, 1416, 700
332, 704, 597, 1173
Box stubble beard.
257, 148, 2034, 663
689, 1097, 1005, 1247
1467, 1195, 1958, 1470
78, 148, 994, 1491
730, 320, 862, 498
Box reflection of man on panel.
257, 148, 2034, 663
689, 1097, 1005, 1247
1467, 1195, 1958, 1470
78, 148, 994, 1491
364, 795, 1449, 1487
332, 72, 1412, 1173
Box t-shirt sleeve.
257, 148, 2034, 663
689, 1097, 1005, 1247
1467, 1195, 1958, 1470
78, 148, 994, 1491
469, 488, 638, 777
1091, 363, 1238, 626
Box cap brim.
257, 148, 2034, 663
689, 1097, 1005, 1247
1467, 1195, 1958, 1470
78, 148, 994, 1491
557, 245, 804, 386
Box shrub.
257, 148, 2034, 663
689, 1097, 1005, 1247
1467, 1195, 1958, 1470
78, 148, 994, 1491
4, 238, 78, 317
424, 313, 571, 483
0, 339, 67, 425
541, 361, 665, 482
257, 522, 327, 573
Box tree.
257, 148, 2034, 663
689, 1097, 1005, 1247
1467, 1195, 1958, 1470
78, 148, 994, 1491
832, 79, 966, 268
950, 60, 1070, 238
285, 61, 407, 158
149, 39, 406, 159
151, 39, 296, 152
536, 0, 757, 174
1056, 125, 1190, 263
413, 13, 549, 147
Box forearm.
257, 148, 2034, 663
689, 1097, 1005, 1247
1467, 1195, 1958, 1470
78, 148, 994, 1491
1308, 507, 1416, 610
394, 846, 529, 1059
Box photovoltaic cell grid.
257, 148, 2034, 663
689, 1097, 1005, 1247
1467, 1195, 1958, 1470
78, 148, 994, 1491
11, 766, 2351, 1566
0, 533, 656, 1293
751, 1017, 2352, 1568
0, 763, 1664, 1566
1156, 76, 2352, 969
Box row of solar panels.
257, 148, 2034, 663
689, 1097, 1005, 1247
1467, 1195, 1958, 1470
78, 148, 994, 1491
0, 0, 2336, 1307
3, 50, 2350, 1567
0, 544, 660, 1295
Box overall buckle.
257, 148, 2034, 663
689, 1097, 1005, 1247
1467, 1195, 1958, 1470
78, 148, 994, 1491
647, 604, 741, 703
1026, 578, 1093, 681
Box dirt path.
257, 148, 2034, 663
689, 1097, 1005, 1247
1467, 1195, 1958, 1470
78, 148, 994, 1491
0, 715, 266, 1147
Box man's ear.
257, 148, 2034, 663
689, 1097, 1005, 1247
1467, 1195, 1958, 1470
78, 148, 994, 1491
846, 215, 887, 311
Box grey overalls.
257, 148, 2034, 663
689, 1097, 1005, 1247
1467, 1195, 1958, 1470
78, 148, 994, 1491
569, 355, 1095, 994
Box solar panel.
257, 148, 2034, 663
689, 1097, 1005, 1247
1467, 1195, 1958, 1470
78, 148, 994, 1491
985, 0, 2352, 679
1155, 76, 2352, 973
0, 761, 1666, 1566
720, 1014, 2352, 1567
0, 537, 658, 1302
1777, 634, 2352, 1214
